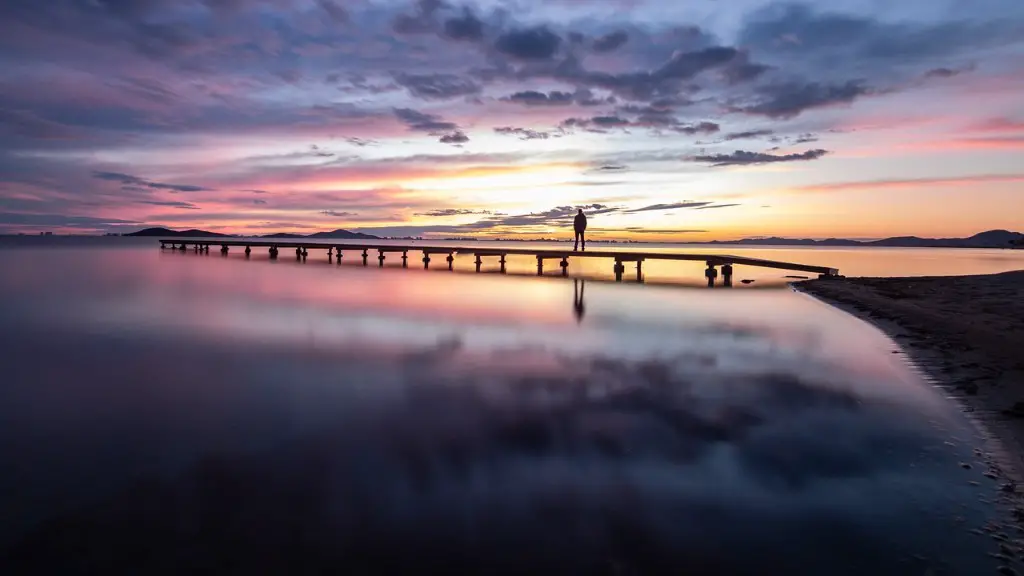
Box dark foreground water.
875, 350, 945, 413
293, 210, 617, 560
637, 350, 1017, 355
0, 240, 1016, 574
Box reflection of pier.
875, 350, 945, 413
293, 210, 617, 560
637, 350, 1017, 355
159, 239, 840, 285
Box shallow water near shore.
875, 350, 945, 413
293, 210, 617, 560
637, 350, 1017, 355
0, 240, 1020, 574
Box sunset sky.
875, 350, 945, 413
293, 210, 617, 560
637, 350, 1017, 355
1, 0, 1022, 240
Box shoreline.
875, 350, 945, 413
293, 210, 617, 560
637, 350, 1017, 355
800, 272, 1024, 523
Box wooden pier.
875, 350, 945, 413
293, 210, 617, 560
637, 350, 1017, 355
159, 239, 840, 285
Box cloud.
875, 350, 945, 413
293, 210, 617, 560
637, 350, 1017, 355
392, 0, 444, 34
92, 171, 209, 192
924, 66, 973, 79
493, 127, 551, 140
691, 149, 829, 166
562, 115, 719, 135
395, 73, 482, 100
724, 129, 775, 141
502, 90, 575, 106
439, 131, 469, 144
592, 31, 629, 53
320, 210, 358, 217
624, 201, 716, 213
738, 81, 874, 119
788, 173, 1024, 193
695, 203, 741, 210
443, 8, 485, 41
139, 200, 200, 210
494, 26, 562, 61
317, 0, 348, 23
344, 137, 379, 147
415, 209, 493, 217
393, 108, 458, 133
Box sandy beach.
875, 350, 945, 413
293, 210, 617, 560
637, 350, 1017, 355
803, 271, 1024, 475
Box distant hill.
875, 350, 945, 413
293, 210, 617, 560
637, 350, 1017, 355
305, 229, 380, 240
126, 227, 379, 240
261, 233, 305, 239
126, 227, 229, 238
709, 230, 1024, 248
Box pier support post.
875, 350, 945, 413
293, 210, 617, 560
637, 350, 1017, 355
245, 246, 251, 258
295, 247, 302, 259
705, 262, 717, 288
269, 246, 278, 259
179, 244, 186, 252
560, 257, 569, 277
475, 255, 482, 273
636, 260, 644, 283
722, 263, 733, 287
446, 253, 454, 270
362, 249, 368, 266
536, 256, 544, 276
402, 251, 408, 268
499, 254, 506, 274
423, 254, 431, 269
161, 243, 166, 250
378, 250, 385, 267
336, 249, 342, 264
301, 248, 308, 259
220, 245, 229, 255
614, 259, 625, 282
327, 247, 333, 260
204, 245, 210, 254
194, 244, 199, 253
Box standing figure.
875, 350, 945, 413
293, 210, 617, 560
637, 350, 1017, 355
573, 208, 588, 252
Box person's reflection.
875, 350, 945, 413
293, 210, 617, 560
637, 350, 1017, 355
573, 279, 586, 323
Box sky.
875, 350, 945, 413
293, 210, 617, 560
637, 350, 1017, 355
0, 0, 1022, 240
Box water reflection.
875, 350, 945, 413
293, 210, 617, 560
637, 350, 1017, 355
0, 242, 1011, 574
574, 279, 586, 323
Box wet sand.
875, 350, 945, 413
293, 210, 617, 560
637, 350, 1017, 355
802, 271, 1024, 474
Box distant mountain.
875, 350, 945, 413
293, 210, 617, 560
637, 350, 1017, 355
709, 230, 1023, 248
261, 233, 305, 239
126, 227, 379, 240
126, 227, 229, 237
305, 229, 380, 240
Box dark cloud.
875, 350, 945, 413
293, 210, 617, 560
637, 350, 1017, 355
925, 65, 974, 79
624, 202, 716, 213
392, 0, 444, 34
439, 131, 469, 144
502, 90, 575, 106
655, 46, 738, 80
562, 115, 718, 135
443, 8, 485, 41
320, 210, 358, 217
393, 108, 458, 133
738, 81, 873, 119
792, 133, 819, 144
592, 164, 628, 172
92, 171, 209, 193
740, 4, 1020, 69
455, 204, 620, 231
252, 199, 267, 205
396, 73, 482, 100
592, 31, 629, 53
317, 0, 348, 23
493, 127, 551, 140
691, 149, 829, 167
494, 26, 562, 61
344, 137, 379, 148
695, 203, 741, 210
724, 129, 775, 141
414, 209, 493, 217
139, 200, 200, 210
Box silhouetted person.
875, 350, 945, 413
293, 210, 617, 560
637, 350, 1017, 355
573, 279, 586, 323
573, 208, 587, 252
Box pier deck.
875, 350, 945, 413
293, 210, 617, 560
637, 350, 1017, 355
159, 238, 840, 284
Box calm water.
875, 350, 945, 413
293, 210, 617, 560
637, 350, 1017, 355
0, 239, 1021, 574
